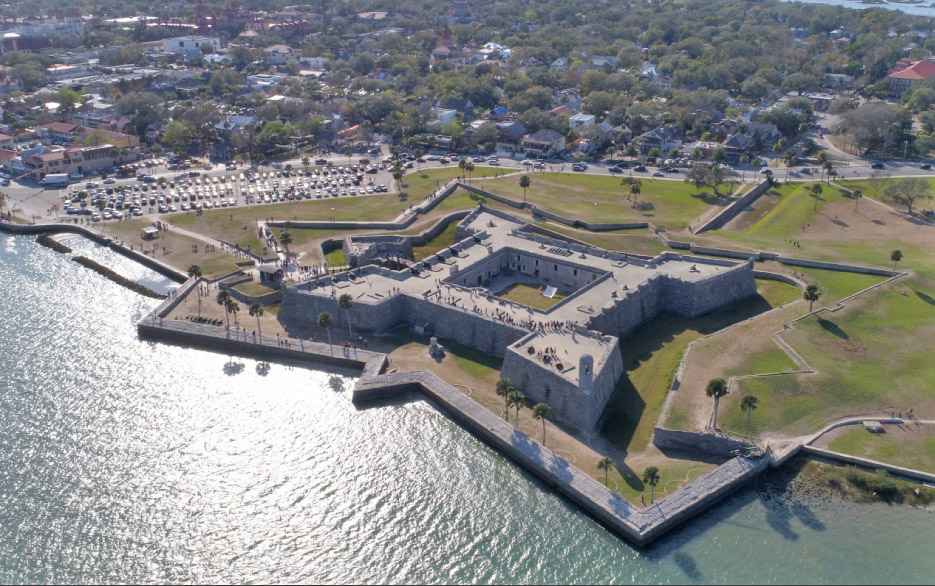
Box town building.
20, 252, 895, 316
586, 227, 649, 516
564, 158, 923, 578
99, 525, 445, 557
162, 35, 222, 57
887, 59, 935, 97
521, 129, 566, 158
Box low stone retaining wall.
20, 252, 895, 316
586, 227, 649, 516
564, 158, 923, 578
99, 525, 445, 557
696, 181, 771, 233
778, 256, 894, 277
752, 270, 801, 287
460, 184, 651, 232
689, 245, 758, 260
652, 427, 752, 458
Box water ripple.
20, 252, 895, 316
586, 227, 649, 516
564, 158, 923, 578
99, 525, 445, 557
1, 234, 934, 584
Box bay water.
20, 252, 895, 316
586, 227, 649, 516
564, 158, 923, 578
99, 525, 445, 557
0, 234, 933, 584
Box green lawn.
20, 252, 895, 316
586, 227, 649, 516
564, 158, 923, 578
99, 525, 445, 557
792, 266, 888, 304
233, 281, 280, 296
474, 172, 725, 231
99, 219, 243, 279
719, 274, 935, 438
497, 282, 567, 311
827, 427, 935, 474
411, 221, 459, 261
324, 248, 346, 266
531, 222, 668, 257
599, 459, 715, 506
715, 183, 848, 251
837, 176, 935, 207
756, 278, 802, 307
600, 285, 786, 453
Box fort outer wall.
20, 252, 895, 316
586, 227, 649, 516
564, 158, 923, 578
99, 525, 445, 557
278, 286, 528, 357
586, 260, 757, 339
502, 335, 625, 431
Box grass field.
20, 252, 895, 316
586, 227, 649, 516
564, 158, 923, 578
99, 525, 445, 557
837, 176, 935, 208
475, 172, 726, 230
531, 222, 668, 257
497, 282, 567, 311
324, 247, 346, 267
233, 280, 280, 297
411, 221, 458, 261
714, 182, 850, 251
718, 274, 935, 438
825, 426, 935, 474
600, 279, 798, 453
597, 459, 716, 506
99, 219, 243, 279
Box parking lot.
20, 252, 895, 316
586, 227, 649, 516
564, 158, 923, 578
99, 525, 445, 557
59, 161, 395, 224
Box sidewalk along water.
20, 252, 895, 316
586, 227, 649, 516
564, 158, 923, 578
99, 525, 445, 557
0, 233, 933, 584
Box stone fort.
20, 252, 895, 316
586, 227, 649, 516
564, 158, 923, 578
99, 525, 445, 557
279, 206, 756, 431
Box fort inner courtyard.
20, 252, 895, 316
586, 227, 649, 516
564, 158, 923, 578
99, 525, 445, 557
279, 207, 757, 430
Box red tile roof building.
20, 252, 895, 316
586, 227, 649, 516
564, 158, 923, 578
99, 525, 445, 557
888, 60, 935, 97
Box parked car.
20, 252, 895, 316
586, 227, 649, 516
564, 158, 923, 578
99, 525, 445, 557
871, 162, 885, 169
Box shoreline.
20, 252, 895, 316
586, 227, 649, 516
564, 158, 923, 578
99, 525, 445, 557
5, 221, 934, 547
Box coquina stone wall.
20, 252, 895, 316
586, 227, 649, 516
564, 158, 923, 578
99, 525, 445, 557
279, 285, 527, 356
502, 334, 624, 430
585, 261, 756, 339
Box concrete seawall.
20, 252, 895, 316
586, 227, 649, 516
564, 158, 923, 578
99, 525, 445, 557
0, 220, 187, 282
135, 306, 773, 547
353, 371, 770, 546
802, 445, 935, 485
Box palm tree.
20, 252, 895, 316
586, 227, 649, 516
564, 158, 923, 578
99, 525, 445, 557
188, 264, 203, 316
810, 183, 823, 211
823, 160, 833, 184
532, 403, 553, 446
392, 167, 404, 191
216, 289, 232, 328
705, 377, 729, 428
630, 182, 641, 207
227, 299, 240, 327
853, 189, 863, 212
458, 157, 467, 179
519, 174, 530, 203
414, 148, 423, 171
891, 249, 903, 274
508, 390, 525, 426
249, 302, 264, 338
803, 283, 821, 312
318, 311, 333, 351
465, 161, 475, 183
302, 155, 310, 172
338, 293, 354, 338
279, 229, 293, 263
642, 466, 661, 504
597, 457, 614, 486
741, 395, 759, 438
495, 377, 512, 419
